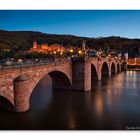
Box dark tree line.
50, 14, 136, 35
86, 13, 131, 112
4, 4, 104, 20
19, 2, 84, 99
0, 30, 140, 58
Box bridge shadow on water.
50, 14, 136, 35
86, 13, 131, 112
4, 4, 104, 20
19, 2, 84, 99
0, 72, 140, 130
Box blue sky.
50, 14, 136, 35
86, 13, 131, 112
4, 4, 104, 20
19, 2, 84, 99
0, 10, 140, 38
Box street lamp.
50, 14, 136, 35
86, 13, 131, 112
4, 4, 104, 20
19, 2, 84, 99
106, 56, 109, 60
78, 50, 82, 54
97, 51, 102, 60
69, 49, 74, 53
108, 54, 111, 61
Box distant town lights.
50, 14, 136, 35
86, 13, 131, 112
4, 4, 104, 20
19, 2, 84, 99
78, 50, 82, 54
69, 49, 74, 53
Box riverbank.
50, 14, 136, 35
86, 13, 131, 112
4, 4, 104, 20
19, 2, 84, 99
127, 69, 140, 71
127, 65, 140, 71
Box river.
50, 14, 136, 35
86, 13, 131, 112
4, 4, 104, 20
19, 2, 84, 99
0, 71, 140, 130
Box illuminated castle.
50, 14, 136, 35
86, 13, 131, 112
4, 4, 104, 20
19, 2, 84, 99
28, 42, 65, 54
127, 58, 140, 66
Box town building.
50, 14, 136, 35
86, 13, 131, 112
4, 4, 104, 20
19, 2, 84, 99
28, 42, 65, 54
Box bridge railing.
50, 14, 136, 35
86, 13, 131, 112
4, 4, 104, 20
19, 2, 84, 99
88, 56, 121, 63
0, 58, 71, 70
87, 57, 98, 61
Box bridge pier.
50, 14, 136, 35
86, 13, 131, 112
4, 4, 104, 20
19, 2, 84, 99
72, 57, 91, 91
109, 71, 112, 77
97, 62, 102, 80
119, 64, 122, 72
115, 64, 118, 74
121, 62, 127, 71
98, 73, 101, 80
14, 75, 30, 113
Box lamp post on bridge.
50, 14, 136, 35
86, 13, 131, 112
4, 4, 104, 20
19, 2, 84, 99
97, 48, 102, 61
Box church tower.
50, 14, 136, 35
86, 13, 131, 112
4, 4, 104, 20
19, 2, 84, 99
33, 41, 38, 49
82, 41, 88, 56
82, 41, 86, 51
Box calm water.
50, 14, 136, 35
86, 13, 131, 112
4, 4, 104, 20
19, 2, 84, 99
0, 71, 140, 130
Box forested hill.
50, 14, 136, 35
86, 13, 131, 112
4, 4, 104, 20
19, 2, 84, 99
0, 30, 87, 50
0, 30, 140, 56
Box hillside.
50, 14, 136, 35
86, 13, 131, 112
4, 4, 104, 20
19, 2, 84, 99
0, 30, 140, 57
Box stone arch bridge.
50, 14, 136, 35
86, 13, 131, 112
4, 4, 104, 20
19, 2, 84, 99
0, 57, 125, 112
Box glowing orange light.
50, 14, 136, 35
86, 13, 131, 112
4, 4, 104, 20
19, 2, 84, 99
29, 42, 65, 55
78, 50, 82, 54
69, 49, 74, 53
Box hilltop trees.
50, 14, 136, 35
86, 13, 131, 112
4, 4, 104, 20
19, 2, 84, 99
0, 30, 140, 58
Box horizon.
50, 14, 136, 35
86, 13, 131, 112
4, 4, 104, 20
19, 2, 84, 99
1, 29, 140, 40
0, 10, 140, 39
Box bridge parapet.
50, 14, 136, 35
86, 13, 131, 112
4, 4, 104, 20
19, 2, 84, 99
0, 58, 71, 71
87, 57, 98, 61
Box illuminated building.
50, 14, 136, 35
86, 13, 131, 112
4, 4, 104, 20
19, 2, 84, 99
28, 42, 65, 54
127, 57, 140, 66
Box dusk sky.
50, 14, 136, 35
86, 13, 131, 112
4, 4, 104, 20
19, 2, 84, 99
0, 10, 140, 38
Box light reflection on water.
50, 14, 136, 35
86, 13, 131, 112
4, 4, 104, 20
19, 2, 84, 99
0, 71, 140, 130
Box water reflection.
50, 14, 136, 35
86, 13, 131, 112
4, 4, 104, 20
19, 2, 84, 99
68, 110, 76, 129
0, 71, 140, 130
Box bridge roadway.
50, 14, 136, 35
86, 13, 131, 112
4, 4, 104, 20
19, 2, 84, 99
0, 57, 125, 112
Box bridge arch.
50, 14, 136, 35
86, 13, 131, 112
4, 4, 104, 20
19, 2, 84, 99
117, 63, 120, 73
0, 96, 14, 111
30, 70, 72, 95
111, 62, 116, 76
91, 64, 98, 89
13, 69, 72, 112
101, 62, 109, 78
119, 63, 122, 72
